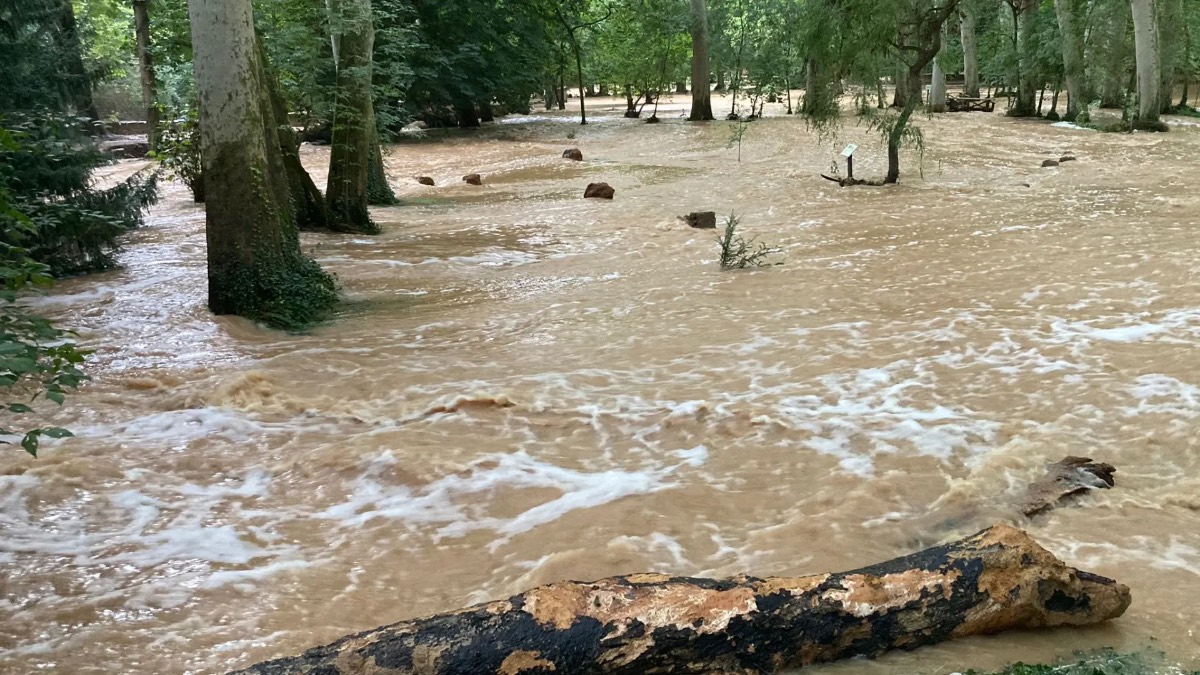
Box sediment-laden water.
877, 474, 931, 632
2, 95, 1199, 674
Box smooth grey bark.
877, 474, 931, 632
1130, 0, 1161, 124
1096, 0, 1133, 107
931, 52, 948, 112
326, 0, 380, 233
960, 4, 980, 97
1054, 0, 1087, 120
688, 0, 714, 120
187, 0, 335, 324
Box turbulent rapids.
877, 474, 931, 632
2, 96, 1199, 674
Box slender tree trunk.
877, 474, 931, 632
326, 0, 380, 233
1050, 82, 1061, 115
1054, 0, 1087, 120
572, 37, 587, 125
1130, 0, 1162, 125
715, 70, 726, 92
132, 0, 160, 148
960, 4, 980, 97
188, 0, 337, 327
1157, 0, 1185, 113
892, 62, 909, 108
558, 67, 566, 110
55, 0, 100, 121
931, 54, 948, 112
688, 0, 714, 120
886, 77, 920, 184
1012, 0, 1039, 116
544, 87, 554, 110
624, 83, 635, 114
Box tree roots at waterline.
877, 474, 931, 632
231, 524, 1130, 675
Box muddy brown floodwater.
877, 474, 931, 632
2, 94, 1199, 675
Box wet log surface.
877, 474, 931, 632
230, 524, 1130, 675
1021, 456, 1116, 517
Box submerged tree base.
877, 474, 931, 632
210, 253, 339, 331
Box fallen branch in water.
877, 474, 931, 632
230, 524, 1130, 675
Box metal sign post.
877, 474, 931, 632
841, 144, 858, 180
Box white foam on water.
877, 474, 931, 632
1123, 374, 1200, 419
319, 448, 707, 551
1051, 121, 1098, 131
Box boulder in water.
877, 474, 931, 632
1042, 159, 1060, 168
584, 182, 615, 199
680, 211, 717, 229
1059, 155, 1077, 163
562, 148, 583, 161
416, 176, 435, 186
462, 173, 483, 185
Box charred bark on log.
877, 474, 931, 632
231, 525, 1129, 675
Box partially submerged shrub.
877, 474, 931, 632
717, 213, 780, 270
151, 107, 204, 202
965, 647, 1200, 675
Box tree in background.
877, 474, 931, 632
326, 0, 382, 232
689, 0, 715, 120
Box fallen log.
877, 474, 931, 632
230, 525, 1129, 675
1021, 456, 1115, 517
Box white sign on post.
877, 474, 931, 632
841, 143, 858, 158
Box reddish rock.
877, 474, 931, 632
462, 173, 483, 185
416, 176, 435, 186
562, 148, 583, 161
584, 182, 615, 199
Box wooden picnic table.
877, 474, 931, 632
947, 95, 996, 113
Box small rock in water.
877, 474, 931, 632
416, 176, 435, 186
1041, 159, 1060, 168
1022, 456, 1116, 517
584, 182, 615, 199
680, 211, 717, 229
462, 173, 483, 185
1059, 155, 1077, 163
562, 148, 583, 161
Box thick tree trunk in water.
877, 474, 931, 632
892, 63, 909, 108
478, 102, 495, 123
598, 83, 609, 97
931, 56, 948, 112
230, 525, 1130, 675
1157, 0, 1184, 112
1054, 0, 1087, 120
688, 0, 714, 120
132, 0, 159, 148
960, 5, 980, 97
55, 0, 100, 121
675, 81, 687, 94
188, 0, 336, 327
1130, 0, 1161, 125
1012, 0, 1039, 116
715, 70, 726, 92
455, 104, 480, 128
326, 0, 379, 233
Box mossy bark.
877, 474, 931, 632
1157, 0, 1185, 113
366, 133, 397, 206
1130, 0, 1161, 125
189, 0, 337, 329
326, 0, 380, 234
229, 525, 1130, 675
132, 0, 159, 149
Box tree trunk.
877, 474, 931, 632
55, 0, 100, 121
132, 0, 159, 149
960, 4, 980, 97
598, 84, 609, 97
572, 38, 587, 125
326, 0, 380, 233
1012, 0, 1040, 116
715, 70, 726, 92
688, 0, 714, 120
931, 54, 948, 112
367, 136, 397, 206
892, 62, 909, 108
1054, 0, 1087, 120
188, 0, 337, 328
624, 84, 635, 113
259, 35, 330, 231
455, 103, 480, 128
1130, 0, 1162, 125
886, 78, 920, 184
478, 102, 495, 122
1157, 0, 1185, 113
230, 525, 1130, 675
1097, 0, 1132, 108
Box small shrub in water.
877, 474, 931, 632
963, 647, 1200, 675
717, 213, 780, 270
